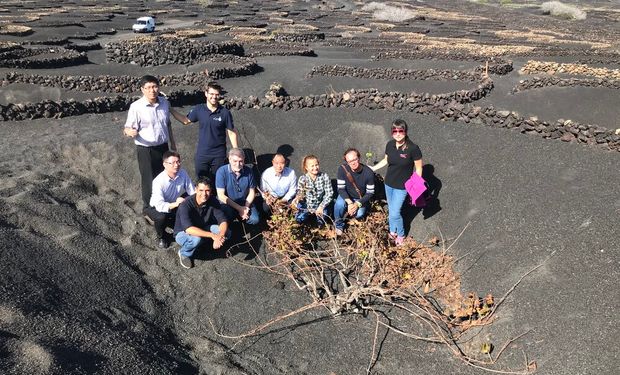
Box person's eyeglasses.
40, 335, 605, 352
165, 161, 181, 165
346, 158, 359, 164
392, 128, 406, 134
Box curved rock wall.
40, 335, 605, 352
309, 65, 481, 81
0, 79, 617, 152
3, 59, 260, 93
0, 46, 87, 68
104, 37, 245, 66
513, 77, 620, 93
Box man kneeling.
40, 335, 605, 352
174, 177, 230, 269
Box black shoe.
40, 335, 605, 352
157, 238, 168, 249
178, 250, 192, 269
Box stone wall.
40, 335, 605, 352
104, 37, 244, 66
0, 46, 87, 68
3, 57, 260, 93
1, 78, 617, 152
513, 77, 620, 93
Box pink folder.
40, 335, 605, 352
404, 173, 427, 207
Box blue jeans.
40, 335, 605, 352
385, 185, 408, 237
334, 196, 367, 230
295, 202, 332, 227
221, 203, 260, 225
175, 225, 231, 258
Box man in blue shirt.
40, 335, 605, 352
215, 148, 260, 225
174, 177, 229, 269
177, 81, 238, 180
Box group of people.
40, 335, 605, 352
124, 75, 423, 269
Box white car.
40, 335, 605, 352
132, 16, 155, 33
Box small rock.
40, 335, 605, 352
560, 133, 575, 142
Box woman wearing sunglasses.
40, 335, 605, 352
370, 119, 423, 245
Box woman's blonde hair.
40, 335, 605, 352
301, 154, 319, 173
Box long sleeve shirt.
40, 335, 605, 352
336, 164, 375, 205
261, 166, 297, 202
150, 169, 195, 213
297, 172, 333, 210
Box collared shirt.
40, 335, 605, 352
187, 104, 234, 158
260, 166, 297, 202
215, 164, 256, 205
384, 139, 422, 189
124, 96, 171, 147
297, 172, 333, 210
336, 164, 375, 205
149, 169, 195, 213
173, 195, 227, 236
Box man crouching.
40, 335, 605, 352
174, 177, 230, 269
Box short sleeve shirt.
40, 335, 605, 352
187, 104, 234, 159
173, 195, 227, 236
384, 139, 422, 189
215, 164, 256, 205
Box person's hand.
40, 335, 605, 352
239, 206, 250, 220
264, 193, 276, 205
212, 233, 225, 249
315, 206, 324, 218
170, 197, 185, 209
347, 202, 359, 216
124, 128, 138, 138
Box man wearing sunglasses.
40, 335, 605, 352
144, 151, 195, 249
215, 148, 260, 225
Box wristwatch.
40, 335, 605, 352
356, 201, 362, 208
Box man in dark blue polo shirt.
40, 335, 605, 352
215, 148, 260, 225
174, 176, 230, 269
178, 81, 238, 180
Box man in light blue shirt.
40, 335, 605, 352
260, 153, 297, 215
145, 150, 195, 248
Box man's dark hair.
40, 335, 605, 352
343, 148, 360, 161
139, 75, 159, 88
163, 150, 180, 160
196, 176, 212, 189
205, 81, 223, 93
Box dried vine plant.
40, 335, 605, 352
220, 201, 536, 374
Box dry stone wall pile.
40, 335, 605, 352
1, 79, 617, 152
2, 59, 259, 94
245, 42, 316, 57
513, 77, 620, 93
0, 46, 87, 68
372, 50, 514, 74
105, 37, 244, 66
272, 31, 325, 43
308, 65, 481, 81
520, 61, 620, 80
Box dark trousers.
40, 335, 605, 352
136, 143, 169, 209
195, 155, 227, 181
144, 207, 176, 238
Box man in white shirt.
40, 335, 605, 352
123, 75, 186, 211
260, 153, 297, 215
144, 151, 195, 248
